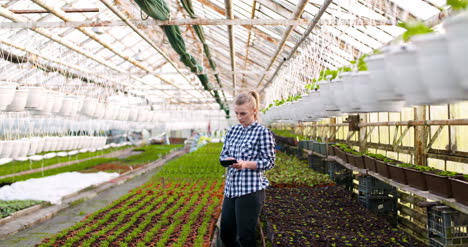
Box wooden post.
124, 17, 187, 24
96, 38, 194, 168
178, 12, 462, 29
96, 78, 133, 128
359, 114, 368, 152
329, 117, 336, 142
414, 106, 428, 165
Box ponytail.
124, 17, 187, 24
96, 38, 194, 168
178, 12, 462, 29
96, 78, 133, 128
235, 90, 261, 120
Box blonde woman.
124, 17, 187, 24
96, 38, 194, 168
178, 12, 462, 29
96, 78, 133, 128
219, 91, 276, 247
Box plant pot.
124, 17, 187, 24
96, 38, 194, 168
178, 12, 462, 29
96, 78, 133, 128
424, 172, 454, 198
334, 147, 348, 163
80, 98, 97, 116
0, 83, 17, 111
318, 143, 328, 155
25, 86, 46, 109
51, 94, 64, 113
413, 33, 467, 103
385, 44, 433, 106
6, 90, 29, 112
375, 159, 390, 178
364, 156, 377, 173
366, 54, 403, 102
346, 153, 365, 169
403, 167, 427, 191
449, 177, 468, 206
444, 12, 468, 91
388, 164, 407, 184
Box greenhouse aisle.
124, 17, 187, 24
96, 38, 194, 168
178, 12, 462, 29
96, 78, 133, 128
0, 165, 163, 247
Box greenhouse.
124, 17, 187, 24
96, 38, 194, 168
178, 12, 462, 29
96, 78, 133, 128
0, 0, 467, 246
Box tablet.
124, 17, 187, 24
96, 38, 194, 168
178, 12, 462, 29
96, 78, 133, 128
220, 159, 237, 167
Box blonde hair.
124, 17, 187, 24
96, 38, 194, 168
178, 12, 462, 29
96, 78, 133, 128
235, 91, 260, 120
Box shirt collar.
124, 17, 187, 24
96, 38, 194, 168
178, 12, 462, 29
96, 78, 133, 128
242, 121, 258, 130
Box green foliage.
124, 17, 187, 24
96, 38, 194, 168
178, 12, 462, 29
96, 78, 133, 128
398, 21, 434, 41
464, 174, 468, 180
121, 144, 182, 166
271, 129, 307, 141
0, 200, 44, 218
266, 152, 333, 187
436, 170, 458, 176
413, 165, 436, 172
447, 0, 468, 10
365, 152, 387, 161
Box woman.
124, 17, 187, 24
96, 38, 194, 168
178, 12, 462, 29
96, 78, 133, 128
219, 91, 276, 247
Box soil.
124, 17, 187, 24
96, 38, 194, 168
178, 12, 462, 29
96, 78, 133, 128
262, 186, 426, 247
80, 162, 144, 174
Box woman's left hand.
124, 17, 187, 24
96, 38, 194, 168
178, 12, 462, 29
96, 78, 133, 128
230, 160, 257, 170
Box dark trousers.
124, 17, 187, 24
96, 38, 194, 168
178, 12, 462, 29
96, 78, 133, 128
220, 190, 265, 247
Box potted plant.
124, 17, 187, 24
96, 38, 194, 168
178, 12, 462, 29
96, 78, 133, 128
6, 89, 29, 112
387, 162, 408, 185
363, 152, 384, 173
401, 164, 433, 191
412, 33, 466, 103
374, 157, 394, 178
384, 44, 433, 106
449, 175, 468, 206
333, 144, 349, 163
0, 82, 17, 111
424, 170, 461, 198
443, 11, 468, 95
344, 148, 365, 169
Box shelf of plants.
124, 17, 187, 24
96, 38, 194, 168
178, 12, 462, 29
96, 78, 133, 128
261, 151, 425, 247
35, 143, 224, 247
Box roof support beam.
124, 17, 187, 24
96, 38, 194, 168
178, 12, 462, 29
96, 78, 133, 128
0, 18, 396, 29
241, 1, 257, 87
10, 8, 99, 14
260, 0, 333, 93
255, 0, 309, 88
225, 0, 236, 96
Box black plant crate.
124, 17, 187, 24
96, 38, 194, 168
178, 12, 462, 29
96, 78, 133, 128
358, 176, 397, 199
358, 196, 397, 225
308, 154, 327, 174
318, 143, 328, 155
298, 140, 308, 150
358, 196, 397, 215
427, 206, 468, 247
327, 161, 353, 191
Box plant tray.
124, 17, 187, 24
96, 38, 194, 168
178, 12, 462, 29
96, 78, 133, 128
327, 161, 353, 191
375, 159, 391, 178
387, 164, 407, 185
450, 178, 468, 206
424, 172, 454, 198
403, 167, 427, 191
364, 156, 377, 173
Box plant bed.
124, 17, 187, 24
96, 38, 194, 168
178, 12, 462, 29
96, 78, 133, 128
36, 143, 225, 247
388, 164, 407, 184
449, 176, 468, 206
364, 155, 377, 173
262, 186, 424, 247
267, 152, 333, 188
0, 199, 44, 219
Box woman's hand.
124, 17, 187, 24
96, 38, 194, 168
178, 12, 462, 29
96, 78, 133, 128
230, 160, 257, 170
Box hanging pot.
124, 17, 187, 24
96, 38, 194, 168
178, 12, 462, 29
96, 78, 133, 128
444, 12, 468, 91
59, 96, 76, 117
412, 33, 466, 103
6, 89, 29, 112
51, 94, 64, 113
366, 54, 403, 102
385, 44, 433, 106
80, 98, 98, 117
0, 82, 17, 111
25, 86, 46, 109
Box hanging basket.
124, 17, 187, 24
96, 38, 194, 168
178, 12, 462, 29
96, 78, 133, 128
6, 89, 29, 112
0, 82, 17, 111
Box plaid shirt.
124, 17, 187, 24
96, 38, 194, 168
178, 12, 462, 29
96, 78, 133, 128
220, 121, 276, 198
